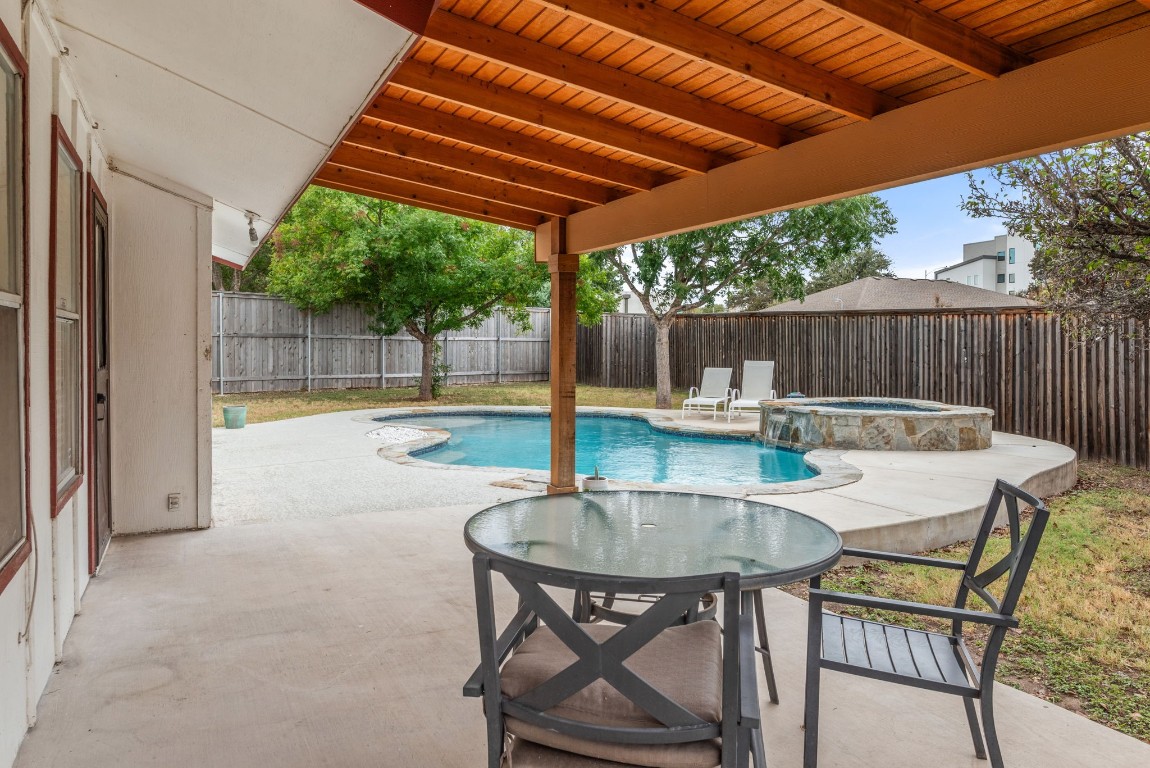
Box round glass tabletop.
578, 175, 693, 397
465, 491, 842, 589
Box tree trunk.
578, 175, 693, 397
418, 335, 436, 401
654, 319, 673, 409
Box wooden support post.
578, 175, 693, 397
544, 218, 579, 494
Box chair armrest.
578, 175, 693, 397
688, 386, 699, 398
463, 605, 537, 697
725, 388, 734, 402
842, 547, 967, 570
737, 611, 761, 728
768, 389, 776, 399
462, 666, 484, 697
809, 589, 1019, 628
730, 388, 741, 401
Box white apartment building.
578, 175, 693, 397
934, 234, 1035, 294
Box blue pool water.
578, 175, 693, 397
815, 400, 940, 412
381, 414, 815, 486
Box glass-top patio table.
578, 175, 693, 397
464, 490, 843, 590
464, 491, 843, 765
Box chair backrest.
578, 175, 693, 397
739, 361, 775, 401
698, 367, 732, 398
472, 554, 743, 763
953, 479, 1048, 622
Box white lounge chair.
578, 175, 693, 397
681, 367, 733, 420
728, 360, 777, 421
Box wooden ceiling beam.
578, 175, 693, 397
421, 11, 803, 148
314, 177, 537, 230
363, 97, 672, 190
390, 61, 721, 173
805, 0, 1032, 78
315, 167, 546, 228
533, 0, 903, 120
329, 145, 588, 218
342, 124, 620, 205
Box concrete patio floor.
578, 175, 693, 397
16, 502, 1150, 768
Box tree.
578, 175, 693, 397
962, 132, 1150, 338
268, 187, 547, 400
805, 245, 895, 293
593, 194, 897, 407
212, 242, 272, 292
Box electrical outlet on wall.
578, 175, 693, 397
167, 493, 181, 512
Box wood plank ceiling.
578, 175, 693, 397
315, 0, 1150, 231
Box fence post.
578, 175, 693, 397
384, 331, 393, 390
496, 311, 503, 384
217, 292, 225, 395
306, 310, 313, 392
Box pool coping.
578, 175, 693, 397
359, 405, 862, 496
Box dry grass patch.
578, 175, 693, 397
786, 461, 1150, 742
212, 383, 686, 427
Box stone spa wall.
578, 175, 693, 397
760, 398, 993, 452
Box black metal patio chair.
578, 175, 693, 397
573, 588, 780, 706
803, 479, 1050, 768
465, 553, 764, 768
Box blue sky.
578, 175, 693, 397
873, 169, 1006, 279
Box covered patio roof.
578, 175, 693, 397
324, 0, 1150, 250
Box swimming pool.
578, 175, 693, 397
380, 413, 815, 486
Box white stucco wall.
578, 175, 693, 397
108, 172, 211, 534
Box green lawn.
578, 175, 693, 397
785, 461, 1150, 743
212, 382, 687, 428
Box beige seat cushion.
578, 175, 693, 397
510, 738, 682, 768
501, 620, 723, 768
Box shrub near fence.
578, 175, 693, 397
211, 292, 550, 394
577, 309, 1150, 468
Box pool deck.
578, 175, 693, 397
213, 405, 1077, 553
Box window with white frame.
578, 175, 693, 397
52, 127, 82, 500
0, 34, 25, 573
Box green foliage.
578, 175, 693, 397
429, 344, 451, 399
805, 245, 895, 294
962, 132, 1150, 339
267, 187, 548, 399
213, 240, 272, 293
531, 254, 623, 326
594, 194, 897, 319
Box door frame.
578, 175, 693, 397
87, 174, 108, 573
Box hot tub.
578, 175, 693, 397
760, 397, 993, 451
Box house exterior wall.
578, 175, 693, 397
939, 234, 1035, 294
108, 172, 212, 534
0, 7, 211, 766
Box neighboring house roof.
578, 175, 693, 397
935, 254, 998, 275
763, 277, 1038, 313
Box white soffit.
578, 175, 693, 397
48, 0, 414, 266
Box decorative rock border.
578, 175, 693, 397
760, 397, 994, 452
358, 405, 862, 496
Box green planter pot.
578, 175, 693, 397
222, 405, 247, 429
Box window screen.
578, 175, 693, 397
0, 36, 23, 569
0, 308, 21, 562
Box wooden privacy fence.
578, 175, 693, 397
577, 309, 1150, 468
211, 292, 550, 394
